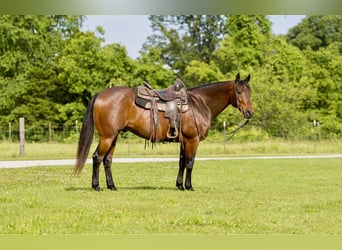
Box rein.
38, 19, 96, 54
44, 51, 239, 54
206, 119, 249, 143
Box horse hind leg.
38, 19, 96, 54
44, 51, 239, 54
91, 136, 116, 191
103, 137, 118, 191
92, 146, 102, 191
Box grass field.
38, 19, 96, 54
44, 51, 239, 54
0, 157, 341, 234
1, 139, 342, 160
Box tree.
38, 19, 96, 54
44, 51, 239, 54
214, 15, 271, 74
183, 60, 224, 87
143, 15, 227, 73
57, 29, 137, 126
133, 47, 175, 88
287, 15, 342, 52
1, 15, 342, 141
302, 43, 342, 137
0, 15, 84, 129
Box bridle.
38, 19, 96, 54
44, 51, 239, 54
188, 81, 251, 143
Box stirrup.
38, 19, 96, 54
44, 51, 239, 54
167, 125, 178, 139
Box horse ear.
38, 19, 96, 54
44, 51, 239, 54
235, 73, 240, 83
245, 74, 251, 82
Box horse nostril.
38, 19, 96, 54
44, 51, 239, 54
245, 109, 253, 119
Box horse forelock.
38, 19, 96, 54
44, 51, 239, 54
237, 80, 251, 89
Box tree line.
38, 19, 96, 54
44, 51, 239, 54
0, 15, 341, 141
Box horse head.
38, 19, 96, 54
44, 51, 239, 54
234, 73, 254, 119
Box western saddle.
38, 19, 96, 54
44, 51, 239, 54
135, 78, 188, 142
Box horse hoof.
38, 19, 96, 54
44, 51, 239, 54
185, 186, 194, 191
92, 186, 101, 192
107, 186, 117, 191
176, 184, 185, 191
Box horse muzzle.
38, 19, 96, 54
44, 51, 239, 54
241, 107, 254, 119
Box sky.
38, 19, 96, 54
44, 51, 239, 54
83, 15, 305, 59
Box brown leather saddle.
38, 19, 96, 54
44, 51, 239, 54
135, 78, 189, 141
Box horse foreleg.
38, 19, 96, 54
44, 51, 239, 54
176, 143, 186, 190
183, 139, 199, 191
184, 157, 195, 191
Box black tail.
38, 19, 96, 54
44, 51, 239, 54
74, 94, 98, 175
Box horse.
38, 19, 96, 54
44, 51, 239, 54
74, 73, 254, 191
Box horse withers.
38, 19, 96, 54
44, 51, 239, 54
74, 73, 253, 191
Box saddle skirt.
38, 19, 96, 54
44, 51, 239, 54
134, 78, 189, 141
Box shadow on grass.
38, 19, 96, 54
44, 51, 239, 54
65, 186, 177, 192
119, 186, 176, 191
65, 187, 94, 192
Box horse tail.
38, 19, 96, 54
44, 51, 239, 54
74, 93, 98, 175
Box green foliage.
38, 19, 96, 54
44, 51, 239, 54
287, 15, 342, 51
0, 15, 84, 132
133, 47, 175, 88
0, 15, 342, 141
213, 16, 271, 74
144, 15, 227, 73
183, 60, 225, 86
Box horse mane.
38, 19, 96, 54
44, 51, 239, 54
188, 79, 251, 91
185, 89, 212, 139
188, 81, 231, 91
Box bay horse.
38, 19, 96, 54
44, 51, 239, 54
74, 73, 253, 191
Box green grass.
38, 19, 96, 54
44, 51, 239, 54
1, 158, 342, 234
1, 139, 342, 159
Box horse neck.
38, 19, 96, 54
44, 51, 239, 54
189, 81, 237, 120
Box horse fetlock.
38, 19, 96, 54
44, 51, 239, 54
107, 185, 117, 191
92, 185, 101, 192
176, 183, 185, 191
185, 181, 194, 191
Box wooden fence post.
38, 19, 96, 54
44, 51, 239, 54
49, 122, 52, 142
8, 122, 11, 142
19, 117, 25, 157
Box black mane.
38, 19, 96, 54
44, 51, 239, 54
188, 80, 232, 91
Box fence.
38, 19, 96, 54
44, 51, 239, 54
0, 119, 143, 144
1, 120, 80, 143
0, 118, 340, 144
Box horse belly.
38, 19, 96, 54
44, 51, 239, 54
126, 108, 151, 139
127, 107, 170, 141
